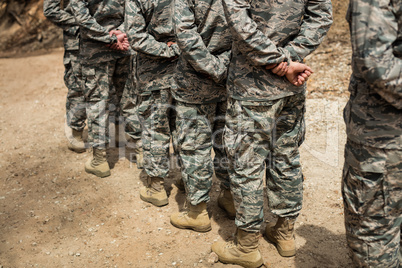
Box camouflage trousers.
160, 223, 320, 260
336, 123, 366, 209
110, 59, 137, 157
64, 50, 86, 131
224, 94, 305, 232
175, 100, 230, 205
342, 140, 402, 268
120, 55, 142, 142
138, 89, 173, 178
82, 56, 130, 148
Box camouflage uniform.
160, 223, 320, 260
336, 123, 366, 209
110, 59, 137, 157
173, 0, 232, 204
343, 0, 402, 266
120, 55, 142, 142
223, 0, 332, 232
43, 0, 86, 131
125, 0, 179, 178
70, 0, 132, 148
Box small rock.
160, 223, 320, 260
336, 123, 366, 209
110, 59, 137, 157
68, 251, 74, 256
75, 252, 81, 257
208, 252, 219, 263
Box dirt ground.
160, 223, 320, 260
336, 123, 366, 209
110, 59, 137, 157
0, 1, 354, 267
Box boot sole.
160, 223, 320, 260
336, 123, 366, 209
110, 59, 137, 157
217, 255, 264, 268
140, 195, 168, 207
170, 219, 211, 233
85, 167, 111, 178
68, 146, 86, 153
265, 232, 296, 257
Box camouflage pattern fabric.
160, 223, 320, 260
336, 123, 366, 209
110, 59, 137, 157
137, 90, 173, 179
70, 0, 131, 64
82, 56, 131, 148
64, 50, 86, 131
43, 0, 86, 131
344, 0, 402, 150
172, 0, 232, 104
175, 101, 229, 205
120, 55, 142, 142
342, 141, 402, 268
224, 94, 305, 232
43, 0, 79, 51
343, 0, 401, 266
222, 0, 332, 102
125, 0, 179, 96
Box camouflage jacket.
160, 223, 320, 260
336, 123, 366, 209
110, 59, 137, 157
172, 0, 232, 104
125, 0, 180, 94
43, 0, 79, 51
223, 0, 332, 102
70, 0, 131, 64
344, 0, 402, 149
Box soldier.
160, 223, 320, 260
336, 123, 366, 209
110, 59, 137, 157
125, 0, 180, 206
43, 0, 87, 153
168, 0, 234, 232
70, 0, 132, 178
342, 0, 401, 266
211, 0, 332, 266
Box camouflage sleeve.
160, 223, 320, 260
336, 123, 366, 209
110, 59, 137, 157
125, 0, 179, 59
283, 0, 333, 62
222, 0, 290, 66
349, 0, 402, 109
174, 0, 229, 83
70, 0, 117, 44
43, 0, 78, 35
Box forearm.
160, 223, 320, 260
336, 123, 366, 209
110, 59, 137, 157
222, 0, 288, 66
43, 0, 77, 31
70, 0, 115, 44
284, 0, 333, 61
125, 0, 178, 58
175, 0, 228, 82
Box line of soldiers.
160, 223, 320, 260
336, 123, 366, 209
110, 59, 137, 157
43, 0, 401, 267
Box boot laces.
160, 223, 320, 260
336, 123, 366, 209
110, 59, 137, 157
225, 240, 237, 249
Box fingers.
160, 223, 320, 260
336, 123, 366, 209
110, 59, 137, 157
271, 62, 288, 76
109, 29, 122, 37
265, 63, 277, 70
167, 41, 176, 47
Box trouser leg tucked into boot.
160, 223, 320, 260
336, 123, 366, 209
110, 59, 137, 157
212, 229, 264, 268
85, 147, 110, 178
217, 188, 236, 219
170, 202, 211, 232
264, 217, 296, 257
125, 134, 144, 169
68, 129, 86, 153
140, 176, 168, 207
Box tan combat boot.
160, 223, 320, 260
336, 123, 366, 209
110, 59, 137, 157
85, 148, 111, 178
170, 202, 211, 232
140, 177, 168, 207
68, 129, 86, 153
264, 217, 296, 257
217, 188, 236, 219
212, 229, 264, 268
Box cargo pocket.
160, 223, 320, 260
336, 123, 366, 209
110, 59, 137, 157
343, 144, 387, 217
